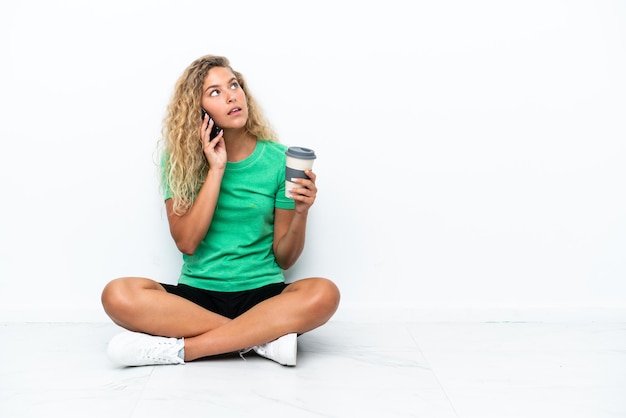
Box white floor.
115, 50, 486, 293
1, 320, 625, 418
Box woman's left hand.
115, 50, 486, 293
289, 170, 317, 214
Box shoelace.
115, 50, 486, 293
142, 339, 182, 362
239, 346, 253, 361
238, 342, 269, 361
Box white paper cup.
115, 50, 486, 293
285, 146, 316, 198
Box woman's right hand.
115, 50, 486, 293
200, 115, 227, 170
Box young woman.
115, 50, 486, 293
101, 55, 340, 367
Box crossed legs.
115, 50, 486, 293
101, 277, 340, 362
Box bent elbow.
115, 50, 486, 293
176, 240, 197, 256
277, 258, 296, 270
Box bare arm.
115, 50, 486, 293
166, 166, 224, 255
273, 170, 317, 269
167, 118, 226, 255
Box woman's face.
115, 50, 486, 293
200, 66, 248, 130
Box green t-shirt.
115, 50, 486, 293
162, 140, 295, 291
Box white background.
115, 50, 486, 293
1, 0, 625, 322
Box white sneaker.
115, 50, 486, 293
107, 331, 185, 366
249, 333, 297, 366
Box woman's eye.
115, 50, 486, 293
230, 82, 239, 89
209, 90, 219, 97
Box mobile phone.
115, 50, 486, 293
201, 108, 221, 140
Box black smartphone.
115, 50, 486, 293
201, 108, 221, 140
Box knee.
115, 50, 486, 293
101, 277, 135, 319
310, 278, 341, 318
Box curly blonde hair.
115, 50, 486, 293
158, 55, 278, 215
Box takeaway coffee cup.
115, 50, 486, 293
285, 146, 316, 198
